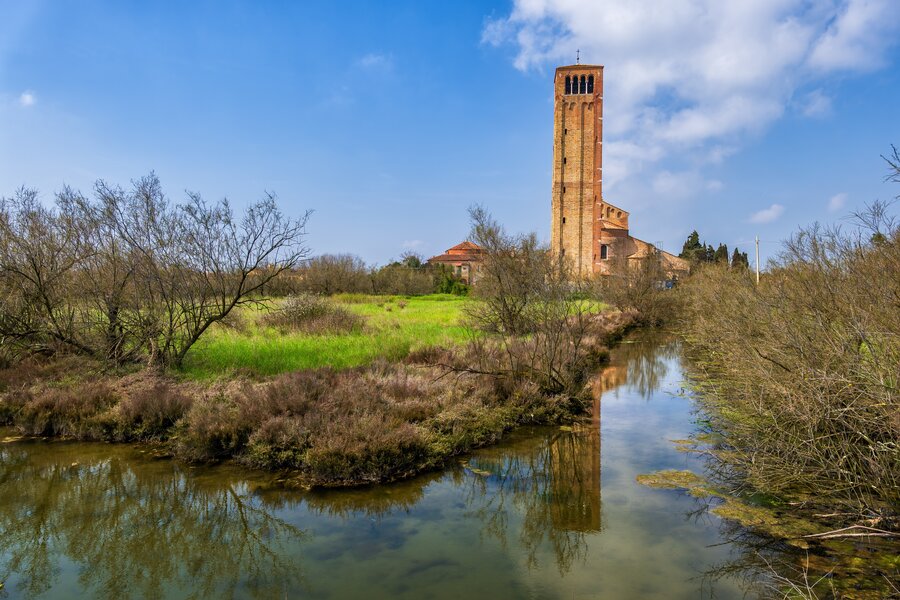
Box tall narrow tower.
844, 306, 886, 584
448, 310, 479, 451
550, 64, 603, 277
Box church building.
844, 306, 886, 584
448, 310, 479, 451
550, 64, 689, 278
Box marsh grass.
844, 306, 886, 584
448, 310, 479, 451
0, 310, 634, 486
181, 294, 471, 378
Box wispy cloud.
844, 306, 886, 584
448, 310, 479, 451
18, 91, 35, 107
402, 239, 424, 249
828, 192, 848, 212
484, 0, 900, 193
356, 52, 394, 72
801, 89, 832, 118
749, 203, 785, 224
650, 170, 721, 199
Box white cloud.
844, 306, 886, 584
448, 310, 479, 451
749, 203, 785, 224
356, 52, 394, 71
484, 0, 900, 192
808, 0, 898, 72
828, 192, 848, 212
18, 91, 35, 107
402, 239, 424, 249
651, 170, 721, 199
801, 89, 833, 118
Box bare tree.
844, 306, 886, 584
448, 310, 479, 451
0, 174, 310, 369
0, 187, 96, 357
103, 174, 310, 368
462, 206, 598, 395
295, 254, 369, 295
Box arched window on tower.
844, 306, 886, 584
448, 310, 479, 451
564, 76, 571, 94
580, 75, 586, 94
587, 75, 594, 93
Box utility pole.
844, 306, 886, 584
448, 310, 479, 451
755, 235, 760, 285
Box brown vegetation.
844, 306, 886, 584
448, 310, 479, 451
0, 310, 631, 486
462, 206, 621, 396
262, 294, 365, 335
291, 252, 444, 296
678, 199, 900, 523
596, 246, 679, 326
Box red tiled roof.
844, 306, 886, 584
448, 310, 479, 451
447, 241, 482, 252
428, 240, 485, 264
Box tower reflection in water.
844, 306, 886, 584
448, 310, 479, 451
462, 355, 633, 573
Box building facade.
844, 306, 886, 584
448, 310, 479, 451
550, 64, 688, 278
427, 241, 485, 284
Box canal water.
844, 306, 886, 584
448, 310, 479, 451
0, 334, 762, 599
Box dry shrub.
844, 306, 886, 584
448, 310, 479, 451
243, 368, 339, 423
404, 345, 460, 367
679, 203, 900, 517
263, 294, 364, 334
4, 381, 118, 437
304, 418, 431, 485
598, 251, 679, 326
178, 385, 254, 461
117, 378, 193, 440
218, 309, 248, 333
0, 355, 95, 393
244, 415, 311, 469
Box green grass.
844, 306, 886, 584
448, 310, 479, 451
181, 294, 470, 379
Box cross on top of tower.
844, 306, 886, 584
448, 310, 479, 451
576, 49, 580, 64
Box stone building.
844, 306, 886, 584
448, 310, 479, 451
550, 64, 689, 278
426, 241, 484, 284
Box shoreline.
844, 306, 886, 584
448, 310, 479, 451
0, 311, 637, 489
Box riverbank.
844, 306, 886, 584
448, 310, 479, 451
0, 334, 757, 599
0, 305, 634, 487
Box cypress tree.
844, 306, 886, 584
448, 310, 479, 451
714, 243, 729, 264
680, 231, 703, 262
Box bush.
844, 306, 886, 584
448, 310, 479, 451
3, 382, 118, 437
596, 250, 678, 326
244, 415, 312, 469
178, 388, 254, 461
295, 254, 370, 295
679, 202, 900, 517
117, 379, 193, 440
370, 264, 434, 295
263, 294, 365, 334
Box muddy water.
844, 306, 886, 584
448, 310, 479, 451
0, 334, 761, 599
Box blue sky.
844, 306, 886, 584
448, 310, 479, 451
2, 1, 899, 265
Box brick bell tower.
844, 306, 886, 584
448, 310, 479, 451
550, 63, 603, 277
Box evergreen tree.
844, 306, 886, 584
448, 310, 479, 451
731, 247, 750, 269
705, 244, 716, 263
679, 231, 704, 263
714, 243, 729, 264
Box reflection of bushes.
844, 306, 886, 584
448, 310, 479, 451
0, 444, 306, 600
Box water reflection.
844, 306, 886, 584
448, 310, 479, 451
0, 443, 306, 599
608, 332, 679, 399
0, 334, 777, 600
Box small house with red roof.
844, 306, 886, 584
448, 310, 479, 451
427, 241, 485, 284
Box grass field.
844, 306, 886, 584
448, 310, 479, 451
181, 294, 471, 379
